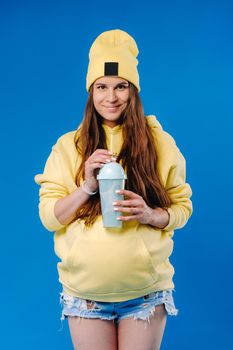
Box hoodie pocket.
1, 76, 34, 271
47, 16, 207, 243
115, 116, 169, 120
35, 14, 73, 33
65, 233, 157, 294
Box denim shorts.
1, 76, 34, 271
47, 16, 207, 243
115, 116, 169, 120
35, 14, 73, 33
59, 289, 178, 326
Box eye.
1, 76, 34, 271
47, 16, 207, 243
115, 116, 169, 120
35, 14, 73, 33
96, 85, 106, 90
117, 84, 128, 90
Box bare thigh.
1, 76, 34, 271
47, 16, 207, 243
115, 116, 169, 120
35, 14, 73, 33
117, 304, 167, 350
68, 316, 118, 350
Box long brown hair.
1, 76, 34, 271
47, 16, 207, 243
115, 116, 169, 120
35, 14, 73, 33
74, 83, 171, 226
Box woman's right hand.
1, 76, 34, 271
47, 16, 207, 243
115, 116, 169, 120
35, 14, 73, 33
84, 149, 116, 192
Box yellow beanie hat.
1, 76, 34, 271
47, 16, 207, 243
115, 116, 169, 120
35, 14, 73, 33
86, 29, 140, 92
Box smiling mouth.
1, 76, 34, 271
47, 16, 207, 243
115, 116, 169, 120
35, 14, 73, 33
104, 105, 120, 111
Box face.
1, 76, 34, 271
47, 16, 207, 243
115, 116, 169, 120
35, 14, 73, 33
92, 76, 130, 127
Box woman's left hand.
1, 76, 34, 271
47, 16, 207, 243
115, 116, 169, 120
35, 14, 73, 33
113, 190, 170, 228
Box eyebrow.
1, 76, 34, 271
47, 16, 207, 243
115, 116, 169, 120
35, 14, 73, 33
95, 81, 129, 87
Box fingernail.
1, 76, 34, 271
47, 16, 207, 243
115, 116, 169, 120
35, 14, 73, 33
114, 207, 119, 211
105, 159, 111, 163
108, 151, 113, 155
112, 202, 117, 205
117, 217, 121, 220
111, 157, 117, 161
115, 190, 121, 193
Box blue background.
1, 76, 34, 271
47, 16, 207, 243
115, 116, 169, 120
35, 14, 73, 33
1, 0, 232, 349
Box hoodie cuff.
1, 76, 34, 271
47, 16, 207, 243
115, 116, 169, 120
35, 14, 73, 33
162, 207, 176, 232
39, 199, 66, 232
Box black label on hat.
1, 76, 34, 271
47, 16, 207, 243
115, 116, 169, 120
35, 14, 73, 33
104, 62, 118, 76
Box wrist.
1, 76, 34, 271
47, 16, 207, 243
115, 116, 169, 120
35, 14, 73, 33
159, 208, 170, 229
151, 207, 170, 229
81, 181, 98, 196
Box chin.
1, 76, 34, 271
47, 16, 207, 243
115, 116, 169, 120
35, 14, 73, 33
102, 111, 122, 118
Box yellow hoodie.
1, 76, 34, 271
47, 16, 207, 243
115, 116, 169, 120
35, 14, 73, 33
35, 115, 192, 302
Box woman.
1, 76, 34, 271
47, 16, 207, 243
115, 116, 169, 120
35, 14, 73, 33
35, 29, 192, 350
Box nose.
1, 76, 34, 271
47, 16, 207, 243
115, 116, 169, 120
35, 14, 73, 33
106, 88, 118, 103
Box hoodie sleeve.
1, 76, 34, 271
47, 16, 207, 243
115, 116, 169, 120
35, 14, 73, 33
163, 147, 193, 232
146, 115, 193, 232
34, 140, 69, 232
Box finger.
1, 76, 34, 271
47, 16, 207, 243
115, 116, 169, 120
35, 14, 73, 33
114, 207, 142, 214
88, 155, 116, 165
86, 162, 106, 175
117, 215, 139, 222
116, 189, 141, 198
91, 162, 106, 169
94, 149, 114, 156
113, 199, 142, 207
86, 157, 115, 172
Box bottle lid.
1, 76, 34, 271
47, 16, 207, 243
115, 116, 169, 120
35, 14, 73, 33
97, 162, 127, 180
